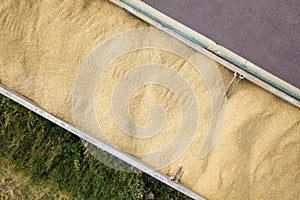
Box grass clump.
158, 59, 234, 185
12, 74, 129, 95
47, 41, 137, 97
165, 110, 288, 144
0, 94, 190, 199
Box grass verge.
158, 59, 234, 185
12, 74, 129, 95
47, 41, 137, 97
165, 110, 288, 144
0, 94, 190, 199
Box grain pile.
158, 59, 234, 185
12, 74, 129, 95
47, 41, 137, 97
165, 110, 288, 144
0, 0, 299, 199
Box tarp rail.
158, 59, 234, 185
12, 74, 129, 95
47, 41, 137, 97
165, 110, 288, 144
109, 0, 300, 108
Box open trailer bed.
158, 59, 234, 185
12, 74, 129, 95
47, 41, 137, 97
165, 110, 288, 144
0, 0, 299, 199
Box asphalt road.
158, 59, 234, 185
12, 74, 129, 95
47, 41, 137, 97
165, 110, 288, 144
143, 0, 300, 89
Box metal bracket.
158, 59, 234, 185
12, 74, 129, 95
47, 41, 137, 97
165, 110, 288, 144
170, 166, 183, 183
225, 72, 244, 97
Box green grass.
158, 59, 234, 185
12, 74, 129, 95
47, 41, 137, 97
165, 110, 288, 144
0, 94, 191, 199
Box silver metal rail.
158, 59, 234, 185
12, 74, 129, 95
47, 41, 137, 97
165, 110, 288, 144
0, 83, 205, 200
